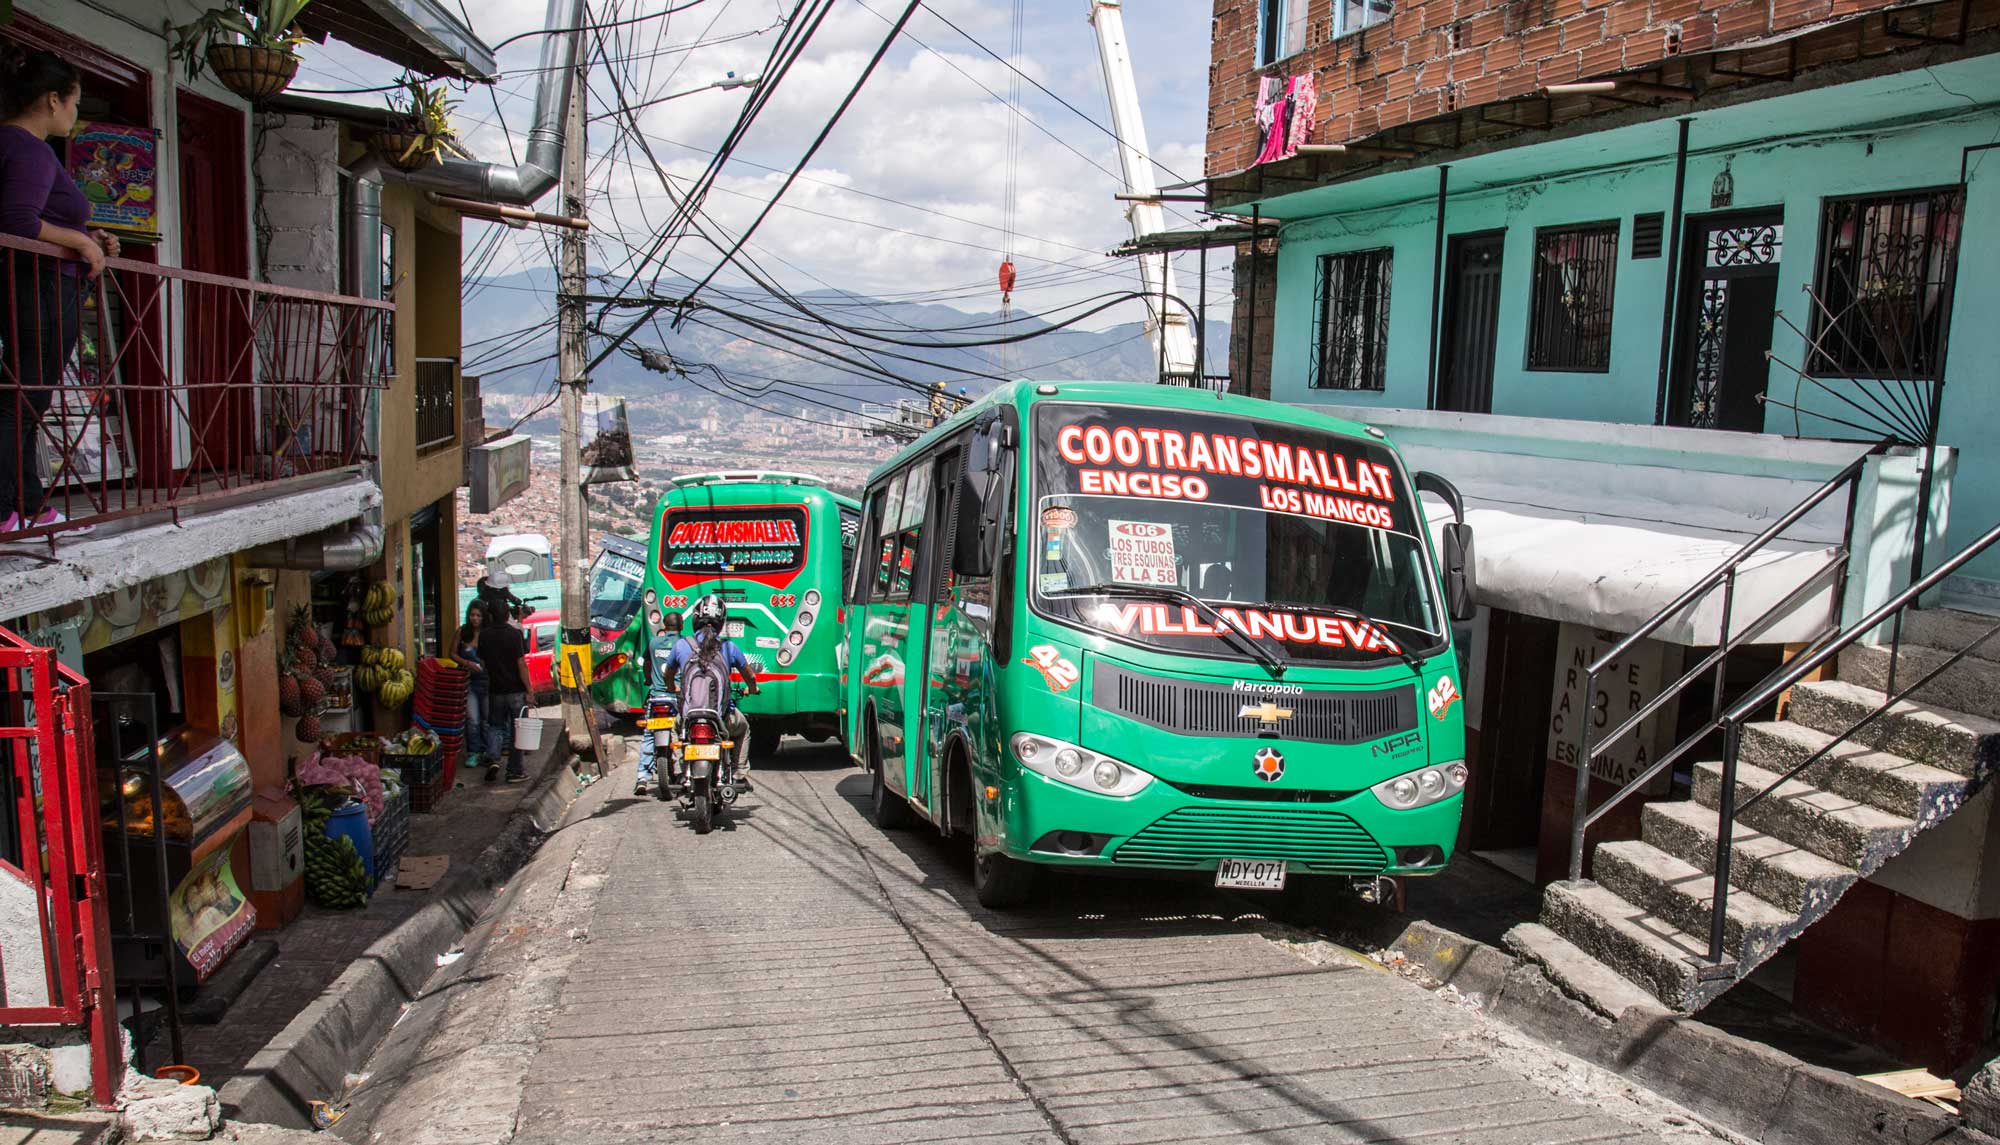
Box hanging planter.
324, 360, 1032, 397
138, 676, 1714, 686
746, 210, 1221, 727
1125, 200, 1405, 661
205, 43, 300, 101
171, 0, 312, 100
373, 76, 471, 173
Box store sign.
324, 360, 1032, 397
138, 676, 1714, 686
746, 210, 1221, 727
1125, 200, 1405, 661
1547, 623, 1676, 793
69, 121, 160, 236
469, 434, 532, 513
170, 844, 256, 983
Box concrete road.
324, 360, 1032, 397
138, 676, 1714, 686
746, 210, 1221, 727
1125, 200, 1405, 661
350, 738, 1722, 1145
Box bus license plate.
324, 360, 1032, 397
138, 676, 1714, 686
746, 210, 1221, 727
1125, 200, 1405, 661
725, 620, 745, 639
1215, 858, 1286, 891
684, 744, 720, 761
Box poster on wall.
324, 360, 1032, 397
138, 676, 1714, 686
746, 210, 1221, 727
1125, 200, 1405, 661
1547, 623, 1678, 794
169, 843, 256, 983
67, 122, 160, 236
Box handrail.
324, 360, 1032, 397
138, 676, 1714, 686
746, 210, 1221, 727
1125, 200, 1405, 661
1583, 440, 1892, 677
0, 232, 394, 310
1567, 440, 1892, 882
1699, 518, 2000, 966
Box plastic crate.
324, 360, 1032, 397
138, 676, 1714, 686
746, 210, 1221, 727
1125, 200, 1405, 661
384, 746, 442, 786
407, 773, 447, 814
374, 786, 411, 887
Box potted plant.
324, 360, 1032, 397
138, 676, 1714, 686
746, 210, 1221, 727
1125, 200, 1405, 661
375, 76, 471, 172
171, 0, 313, 101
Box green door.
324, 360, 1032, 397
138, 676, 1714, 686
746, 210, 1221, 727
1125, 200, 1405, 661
911, 447, 963, 818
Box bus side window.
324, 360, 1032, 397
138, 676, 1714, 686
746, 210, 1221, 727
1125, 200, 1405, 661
889, 463, 932, 602
872, 471, 908, 602
848, 494, 881, 606
838, 505, 860, 591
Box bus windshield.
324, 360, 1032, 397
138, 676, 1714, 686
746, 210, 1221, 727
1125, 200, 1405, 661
1032, 403, 1443, 665
587, 549, 646, 631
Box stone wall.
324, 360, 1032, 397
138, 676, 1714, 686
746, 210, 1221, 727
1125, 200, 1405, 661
253, 113, 341, 294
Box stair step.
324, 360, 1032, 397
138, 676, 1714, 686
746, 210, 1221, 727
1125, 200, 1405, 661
1539, 880, 1731, 1013
1592, 840, 1798, 966
1693, 758, 1919, 870
1784, 679, 2000, 778
1739, 720, 1976, 821
1642, 799, 1858, 916
1903, 606, 2000, 666
1502, 921, 1669, 1020
1838, 641, 2000, 723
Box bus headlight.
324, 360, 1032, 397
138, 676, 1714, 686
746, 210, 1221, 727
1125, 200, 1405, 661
1372, 761, 1467, 810
1010, 733, 1152, 798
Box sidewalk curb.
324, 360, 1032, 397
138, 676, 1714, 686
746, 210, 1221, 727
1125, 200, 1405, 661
214, 739, 584, 1130
1378, 919, 1999, 1145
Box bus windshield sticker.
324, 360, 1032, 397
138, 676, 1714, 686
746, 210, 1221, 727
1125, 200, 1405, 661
1107, 519, 1177, 585
1041, 506, 1078, 530
661, 507, 809, 584
1023, 644, 1080, 692
1039, 571, 1070, 594
1428, 676, 1462, 720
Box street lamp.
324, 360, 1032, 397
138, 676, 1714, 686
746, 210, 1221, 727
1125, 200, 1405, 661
593, 73, 761, 120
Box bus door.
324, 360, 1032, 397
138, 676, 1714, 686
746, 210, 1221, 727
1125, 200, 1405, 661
911, 446, 965, 818
860, 468, 924, 799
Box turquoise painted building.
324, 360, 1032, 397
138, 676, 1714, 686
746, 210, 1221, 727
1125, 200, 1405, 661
1220, 56, 2000, 589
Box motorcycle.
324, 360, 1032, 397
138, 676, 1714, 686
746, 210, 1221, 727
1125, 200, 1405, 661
654, 655, 746, 834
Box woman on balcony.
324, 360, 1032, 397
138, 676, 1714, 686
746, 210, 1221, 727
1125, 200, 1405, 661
0, 49, 120, 533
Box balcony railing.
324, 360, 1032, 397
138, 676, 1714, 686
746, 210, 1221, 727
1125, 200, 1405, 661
415, 356, 459, 452
0, 233, 391, 541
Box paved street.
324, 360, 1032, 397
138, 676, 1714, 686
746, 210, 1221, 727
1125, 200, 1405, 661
350, 737, 1722, 1144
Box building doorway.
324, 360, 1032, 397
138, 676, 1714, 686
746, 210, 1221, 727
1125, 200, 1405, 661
176, 89, 253, 476
1669, 211, 1783, 433
1436, 231, 1505, 414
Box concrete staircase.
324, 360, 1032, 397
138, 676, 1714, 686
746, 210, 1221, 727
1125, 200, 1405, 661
1508, 606, 2000, 1015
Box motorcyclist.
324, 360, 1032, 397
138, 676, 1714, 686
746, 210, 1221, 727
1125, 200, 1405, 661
634, 610, 683, 796
475, 568, 529, 623
658, 595, 760, 786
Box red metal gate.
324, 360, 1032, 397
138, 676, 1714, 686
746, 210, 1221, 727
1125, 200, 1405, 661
0, 627, 117, 1107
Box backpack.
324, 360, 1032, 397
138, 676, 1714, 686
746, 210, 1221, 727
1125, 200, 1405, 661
677, 636, 731, 721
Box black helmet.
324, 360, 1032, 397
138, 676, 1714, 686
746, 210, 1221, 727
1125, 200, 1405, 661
689, 594, 728, 635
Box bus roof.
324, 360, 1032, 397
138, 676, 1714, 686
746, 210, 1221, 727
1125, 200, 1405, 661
865, 380, 1390, 484
672, 471, 826, 488
486, 533, 553, 557
599, 535, 647, 562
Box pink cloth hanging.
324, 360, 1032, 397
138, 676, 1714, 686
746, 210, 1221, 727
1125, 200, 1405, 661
1286, 73, 1317, 155
1255, 76, 1292, 165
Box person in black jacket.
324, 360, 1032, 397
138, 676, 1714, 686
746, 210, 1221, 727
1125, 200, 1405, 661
477, 608, 531, 782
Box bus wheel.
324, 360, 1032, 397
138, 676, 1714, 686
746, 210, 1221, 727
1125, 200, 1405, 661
972, 848, 1035, 909
870, 763, 913, 831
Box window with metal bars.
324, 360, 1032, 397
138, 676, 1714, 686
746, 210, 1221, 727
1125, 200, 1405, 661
1527, 222, 1619, 372
1309, 248, 1392, 391
1809, 187, 1963, 381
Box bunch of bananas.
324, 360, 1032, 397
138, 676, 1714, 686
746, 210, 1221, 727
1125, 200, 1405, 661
355, 646, 415, 706
363, 582, 398, 628
299, 791, 371, 909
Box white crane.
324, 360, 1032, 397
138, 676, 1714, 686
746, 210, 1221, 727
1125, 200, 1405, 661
1089, 0, 1200, 384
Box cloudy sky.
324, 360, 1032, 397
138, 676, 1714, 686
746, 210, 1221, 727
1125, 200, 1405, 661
296, 0, 1228, 345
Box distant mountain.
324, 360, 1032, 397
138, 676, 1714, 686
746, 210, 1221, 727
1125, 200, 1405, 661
462, 268, 1229, 431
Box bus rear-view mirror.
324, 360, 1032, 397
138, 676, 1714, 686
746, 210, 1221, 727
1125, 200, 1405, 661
1440, 522, 1476, 623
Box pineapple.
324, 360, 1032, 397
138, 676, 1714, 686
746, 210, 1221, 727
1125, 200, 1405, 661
298, 672, 326, 707
295, 713, 322, 742
279, 674, 303, 717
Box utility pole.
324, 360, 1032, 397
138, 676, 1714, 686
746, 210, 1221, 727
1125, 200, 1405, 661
1089, 0, 1197, 383
556, 46, 593, 755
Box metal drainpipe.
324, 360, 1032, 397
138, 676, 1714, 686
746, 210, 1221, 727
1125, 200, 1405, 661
1653, 118, 1693, 426
1425, 165, 1450, 410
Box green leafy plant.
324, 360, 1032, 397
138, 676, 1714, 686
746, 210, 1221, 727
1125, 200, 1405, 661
170, 0, 313, 82
378, 74, 472, 168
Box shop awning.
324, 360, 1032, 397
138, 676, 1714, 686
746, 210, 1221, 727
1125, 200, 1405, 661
297, 0, 498, 82
0, 476, 383, 624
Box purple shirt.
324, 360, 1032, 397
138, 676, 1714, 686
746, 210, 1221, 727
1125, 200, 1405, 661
0, 125, 89, 267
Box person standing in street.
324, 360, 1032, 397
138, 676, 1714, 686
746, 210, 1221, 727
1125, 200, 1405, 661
456, 601, 491, 776
477, 604, 531, 782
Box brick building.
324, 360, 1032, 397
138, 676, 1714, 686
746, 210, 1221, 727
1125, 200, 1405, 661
1203, 0, 2000, 1073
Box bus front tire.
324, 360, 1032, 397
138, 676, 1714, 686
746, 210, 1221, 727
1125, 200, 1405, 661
870, 762, 913, 830
973, 849, 1035, 909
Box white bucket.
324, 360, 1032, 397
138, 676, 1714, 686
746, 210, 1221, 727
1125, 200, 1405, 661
513, 708, 544, 751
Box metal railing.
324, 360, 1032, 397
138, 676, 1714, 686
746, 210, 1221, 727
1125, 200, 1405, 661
0, 626, 117, 1106
415, 356, 459, 451
1566, 440, 1894, 883
1697, 521, 2000, 966
0, 233, 392, 541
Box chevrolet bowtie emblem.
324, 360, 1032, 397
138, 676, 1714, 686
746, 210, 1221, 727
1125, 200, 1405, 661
1239, 701, 1294, 723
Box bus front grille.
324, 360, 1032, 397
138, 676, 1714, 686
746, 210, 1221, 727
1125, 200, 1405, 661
1094, 664, 1417, 746
1113, 807, 1388, 872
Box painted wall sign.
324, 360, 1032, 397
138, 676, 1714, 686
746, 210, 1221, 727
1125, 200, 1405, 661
1547, 623, 1677, 793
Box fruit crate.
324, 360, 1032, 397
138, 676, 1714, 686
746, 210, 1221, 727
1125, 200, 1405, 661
407, 773, 448, 814
383, 745, 442, 787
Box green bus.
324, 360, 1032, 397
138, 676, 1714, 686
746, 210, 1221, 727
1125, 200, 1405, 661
845, 380, 1478, 907
608, 472, 861, 746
